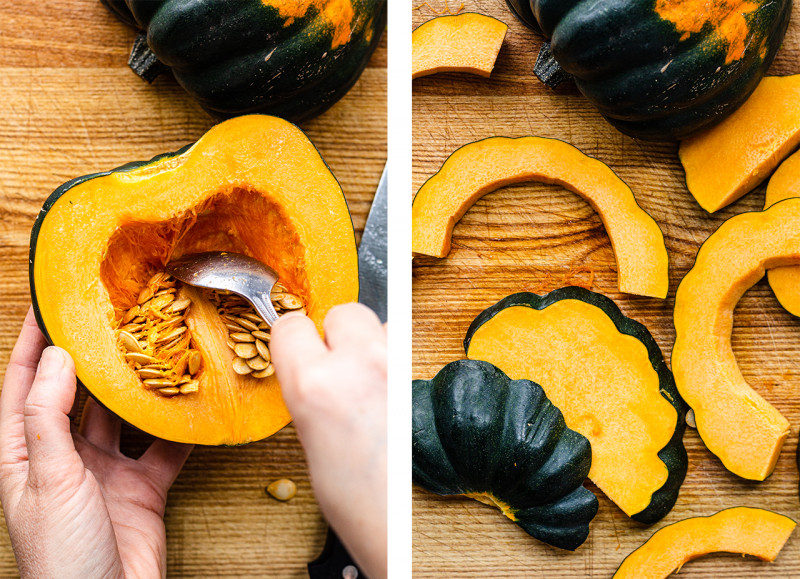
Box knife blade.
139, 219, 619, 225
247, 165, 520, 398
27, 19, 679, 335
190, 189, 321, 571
307, 166, 387, 578
357, 165, 388, 323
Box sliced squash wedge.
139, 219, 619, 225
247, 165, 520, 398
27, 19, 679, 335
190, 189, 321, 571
680, 75, 800, 213
465, 288, 687, 523
412, 13, 508, 79
672, 198, 800, 480
412, 136, 669, 299
764, 150, 800, 316
614, 507, 796, 579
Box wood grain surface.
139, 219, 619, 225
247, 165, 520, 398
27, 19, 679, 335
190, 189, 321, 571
0, 2, 386, 577
413, 1, 800, 577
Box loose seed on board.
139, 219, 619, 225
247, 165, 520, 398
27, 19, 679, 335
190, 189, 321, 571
234, 342, 258, 359
266, 479, 297, 501
232, 357, 253, 375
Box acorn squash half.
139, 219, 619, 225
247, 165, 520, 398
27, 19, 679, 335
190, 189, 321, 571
29, 115, 358, 445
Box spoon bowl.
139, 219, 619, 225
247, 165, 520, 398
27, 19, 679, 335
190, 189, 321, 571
166, 251, 281, 327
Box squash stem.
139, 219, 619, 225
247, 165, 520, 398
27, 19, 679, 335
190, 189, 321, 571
534, 42, 571, 88
129, 32, 168, 83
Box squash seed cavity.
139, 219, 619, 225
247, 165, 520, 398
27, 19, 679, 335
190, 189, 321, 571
116, 276, 306, 396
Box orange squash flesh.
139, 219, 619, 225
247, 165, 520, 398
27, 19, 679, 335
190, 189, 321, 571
412, 136, 669, 298
671, 199, 800, 480
614, 507, 796, 579
412, 13, 508, 79
764, 150, 800, 316
31, 115, 358, 445
467, 299, 677, 518
679, 75, 800, 213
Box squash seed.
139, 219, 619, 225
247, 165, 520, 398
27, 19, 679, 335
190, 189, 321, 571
157, 387, 180, 397
179, 381, 199, 395
234, 342, 258, 359
247, 356, 269, 371
122, 305, 140, 324
279, 294, 304, 310
225, 322, 245, 332
137, 285, 155, 305
167, 297, 191, 313
125, 352, 157, 365
266, 479, 297, 501
236, 317, 260, 332
686, 409, 696, 429
252, 330, 271, 341
138, 368, 165, 379
156, 326, 187, 343
251, 367, 271, 379
188, 351, 202, 375
241, 312, 263, 324
144, 378, 176, 389
232, 357, 253, 375
231, 332, 256, 343
255, 339, 270, 361
119, 331, 144, 353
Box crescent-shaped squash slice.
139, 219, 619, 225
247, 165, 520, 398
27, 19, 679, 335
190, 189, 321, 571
412, 137, 669, 299
680, 75, 800, 213
614, 507, 796, 579
764, 150, 800, 316
30, 115, 358, 445
672, 199, 800, 480
465, 288, 687, 523
412, 13, 507, 79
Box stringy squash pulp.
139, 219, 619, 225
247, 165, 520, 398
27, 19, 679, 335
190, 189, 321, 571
30, 115, 358, 445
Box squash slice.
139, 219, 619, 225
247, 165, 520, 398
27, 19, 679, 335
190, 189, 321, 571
412, 13, 507, 79
30, 115, 358, 445
672, 199, 800, 480
614, 507, 796, 578
412, 136, 669, 298
680, 75, 800, 213
764, 150, 800, 316
465, 288, 687, 523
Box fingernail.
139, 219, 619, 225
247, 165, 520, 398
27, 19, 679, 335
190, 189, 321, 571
38, 347, 65, 375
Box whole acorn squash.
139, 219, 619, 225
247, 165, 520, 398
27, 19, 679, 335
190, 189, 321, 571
505, 0, 791, 140
413, 359, 599, 551
101, 0, 387, 122
29, 115, 358, 445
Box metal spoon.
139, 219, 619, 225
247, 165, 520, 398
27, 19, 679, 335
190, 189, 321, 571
165, 251, 281, 327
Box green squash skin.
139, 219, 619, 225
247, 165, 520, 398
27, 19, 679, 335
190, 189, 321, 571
505, 0, 791, 140
102, 0, 386, 122
413, 359, 599, 551
464, 287, 688, 524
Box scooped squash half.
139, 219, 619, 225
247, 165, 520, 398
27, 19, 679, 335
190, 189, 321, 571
412, 137, 668, 298
764, 150, 800, 316
465, 288, 687, 523
680, 75, 800, 213
29, 115, 358, 445
412, 13, 507, 79
672, 199, 800, 480
614, 507, 796, 579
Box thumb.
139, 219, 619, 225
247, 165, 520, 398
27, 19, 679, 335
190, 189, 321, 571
24, 347, 81, 487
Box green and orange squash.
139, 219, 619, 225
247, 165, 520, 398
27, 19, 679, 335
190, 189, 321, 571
505, 0, 792, 140
466, 288, 687, 523
102, 0, 387, 122
412, 359, 598, 551
30, 114, 358, 445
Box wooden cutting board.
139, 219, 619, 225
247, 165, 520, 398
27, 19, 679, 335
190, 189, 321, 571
413, 1, 800, 577
0, 3, 385, 577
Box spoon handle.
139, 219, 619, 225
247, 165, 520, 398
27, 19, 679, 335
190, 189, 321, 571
249, 292, 280, 327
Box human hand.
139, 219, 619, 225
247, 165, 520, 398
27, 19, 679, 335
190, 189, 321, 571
271, 303, 387, 579
0, 308, 193, 579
